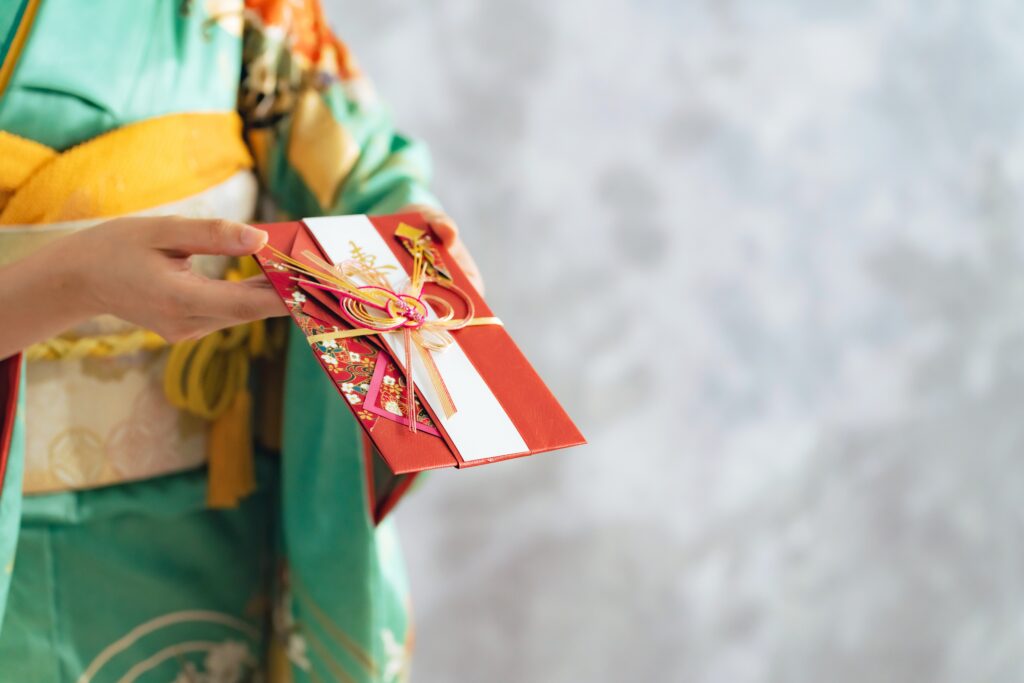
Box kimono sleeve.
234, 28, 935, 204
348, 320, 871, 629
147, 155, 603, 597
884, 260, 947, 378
240, 0, 440, 219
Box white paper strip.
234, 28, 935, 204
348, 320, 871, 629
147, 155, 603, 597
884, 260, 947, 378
305, 215, 528, 461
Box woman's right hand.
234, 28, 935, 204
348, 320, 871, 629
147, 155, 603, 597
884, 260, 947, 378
0, 216, 287, 359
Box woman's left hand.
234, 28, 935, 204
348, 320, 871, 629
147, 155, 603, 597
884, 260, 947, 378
401, 204, 485, 295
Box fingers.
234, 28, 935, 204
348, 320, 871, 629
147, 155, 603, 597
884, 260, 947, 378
404, 204, 459, 247
178, 276, 288, 324
400, 205, 485, 293
428, 215, 459, 247
150, 217, 268, 257
447, 239, 486, 295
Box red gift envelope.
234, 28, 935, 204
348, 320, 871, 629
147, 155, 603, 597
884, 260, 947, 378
254, 213, 585, 488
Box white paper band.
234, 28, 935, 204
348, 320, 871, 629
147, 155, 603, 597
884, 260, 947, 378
305, 216, 528, 461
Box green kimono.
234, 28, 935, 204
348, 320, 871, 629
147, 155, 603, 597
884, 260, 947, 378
0, 0, 438, 680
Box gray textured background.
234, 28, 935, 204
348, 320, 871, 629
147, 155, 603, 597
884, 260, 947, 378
330, 2, 1024, 681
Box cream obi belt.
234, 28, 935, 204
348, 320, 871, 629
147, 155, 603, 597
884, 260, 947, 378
0, 112, 268, 505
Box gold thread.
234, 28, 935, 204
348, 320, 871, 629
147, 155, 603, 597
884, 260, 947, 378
292, 576, 378, 675
300, 626, 359, 683
0, 0, 41, 99
306, 316, 501, 346
271, 231, 502, 426
25, 328, 168, 361
77, 611, 259, 683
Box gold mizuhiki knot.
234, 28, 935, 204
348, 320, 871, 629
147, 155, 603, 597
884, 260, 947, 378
267, 223, 501, 431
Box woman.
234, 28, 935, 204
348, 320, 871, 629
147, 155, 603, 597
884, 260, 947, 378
0, 0, 479, 680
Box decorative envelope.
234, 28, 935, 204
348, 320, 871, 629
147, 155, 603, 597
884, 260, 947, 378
254, 214, 585, 511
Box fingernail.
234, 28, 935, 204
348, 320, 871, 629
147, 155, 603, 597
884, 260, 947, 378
239, 226, 267, 251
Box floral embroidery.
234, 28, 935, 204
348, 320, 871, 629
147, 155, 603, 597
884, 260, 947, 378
171, 640, 257, 683
272, 580, 311, 672
239, 0, 370, 132
203, 0, 244, 37
380, 628, 409, 683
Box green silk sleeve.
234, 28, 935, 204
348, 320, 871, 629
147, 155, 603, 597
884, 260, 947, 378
240, 11, 440, 219
265, 91, 438, 218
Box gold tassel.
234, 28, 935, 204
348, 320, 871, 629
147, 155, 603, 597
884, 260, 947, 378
206, 387, 257, 508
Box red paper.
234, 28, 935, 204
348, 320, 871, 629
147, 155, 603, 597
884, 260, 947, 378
254, 214, 586, 477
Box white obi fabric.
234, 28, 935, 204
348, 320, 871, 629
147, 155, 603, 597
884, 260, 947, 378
1, 171, 259, 494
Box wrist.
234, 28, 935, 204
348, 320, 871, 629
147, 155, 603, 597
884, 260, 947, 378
32, 235, 101, 326
0, 232, 100, 359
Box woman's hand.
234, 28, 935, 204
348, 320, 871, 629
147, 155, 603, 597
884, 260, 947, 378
402, 204, 485, 295
0, 216, 287, 359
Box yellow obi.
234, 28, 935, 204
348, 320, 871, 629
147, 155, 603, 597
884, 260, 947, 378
0, 112, 263, 501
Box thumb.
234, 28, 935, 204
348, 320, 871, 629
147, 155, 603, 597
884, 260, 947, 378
151, 217, 268, 256
404, 204, 459, 247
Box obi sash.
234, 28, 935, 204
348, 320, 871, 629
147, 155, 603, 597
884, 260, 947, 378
0, 112, 267, 503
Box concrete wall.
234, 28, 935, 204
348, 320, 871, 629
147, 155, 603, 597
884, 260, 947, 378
327, 2, 1024, 681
